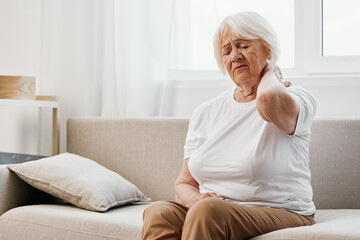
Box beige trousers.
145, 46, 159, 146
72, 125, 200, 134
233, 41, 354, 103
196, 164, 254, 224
142, 198, 315, 240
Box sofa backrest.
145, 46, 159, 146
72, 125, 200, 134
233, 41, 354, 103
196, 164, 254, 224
67, 118, 189, 202
309, 119, 360, 209
67, 118, 360, 209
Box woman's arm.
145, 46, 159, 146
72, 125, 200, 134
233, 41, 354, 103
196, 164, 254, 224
256, 69, 299, 135
174, 158, 223, 208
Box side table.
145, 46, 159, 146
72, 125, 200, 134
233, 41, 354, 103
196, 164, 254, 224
0, 97, 59, 155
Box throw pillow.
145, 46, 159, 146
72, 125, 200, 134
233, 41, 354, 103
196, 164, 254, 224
8, 152, 150, 212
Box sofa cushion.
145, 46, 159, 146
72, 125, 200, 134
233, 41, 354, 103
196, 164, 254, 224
0, 203, 150, 240
7, 153, 150, 212
0, 165, 62, 216
1, 206, 359, 240
253, 209, 360, 240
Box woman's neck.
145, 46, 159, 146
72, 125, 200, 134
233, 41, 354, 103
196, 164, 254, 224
233, 81, 259, 103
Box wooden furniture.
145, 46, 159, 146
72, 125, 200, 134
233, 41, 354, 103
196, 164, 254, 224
0, 97, 59, 155
0, 76, 35, 100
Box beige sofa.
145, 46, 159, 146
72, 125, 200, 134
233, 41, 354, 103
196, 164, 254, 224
1, 118, 360, 240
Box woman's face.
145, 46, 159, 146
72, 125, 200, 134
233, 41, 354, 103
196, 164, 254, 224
221, 27, 270, 86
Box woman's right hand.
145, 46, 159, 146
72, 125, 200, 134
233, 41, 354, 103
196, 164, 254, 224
184, 192, 225, 208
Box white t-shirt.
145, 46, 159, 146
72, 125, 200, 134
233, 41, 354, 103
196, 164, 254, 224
184, 85, 317, 216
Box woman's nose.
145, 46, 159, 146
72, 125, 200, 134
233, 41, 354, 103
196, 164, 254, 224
231, 49, 243, 63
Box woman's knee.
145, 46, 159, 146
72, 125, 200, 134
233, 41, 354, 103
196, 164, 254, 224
143, 201, 167, 216
144, 201, 175, 220
186, 198, 226, 222
143, 201, 187, 224
142, 201, 187, 239
181, 199, 229, 239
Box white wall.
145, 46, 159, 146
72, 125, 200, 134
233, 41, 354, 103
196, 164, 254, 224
163, 77, 360, 118
0, 0, 104, 156
0, 0, 43, 155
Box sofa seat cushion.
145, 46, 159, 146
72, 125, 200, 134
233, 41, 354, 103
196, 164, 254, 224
0, 203, 150, 240
253, 209, 360, 240
1, 205, 360, 240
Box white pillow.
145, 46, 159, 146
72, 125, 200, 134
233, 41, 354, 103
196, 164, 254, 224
8, 153, 150, 212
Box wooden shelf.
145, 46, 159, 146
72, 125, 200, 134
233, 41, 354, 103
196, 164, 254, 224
0, 98, 60, 156
0, 99, 58, 108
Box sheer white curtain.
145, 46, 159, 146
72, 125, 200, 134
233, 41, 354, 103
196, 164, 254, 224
99, 0, 174, 116
113, 0, 173, 116
39, 0, 173, 154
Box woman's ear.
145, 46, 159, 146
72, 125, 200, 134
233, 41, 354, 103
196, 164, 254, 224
266, 49, 271, 60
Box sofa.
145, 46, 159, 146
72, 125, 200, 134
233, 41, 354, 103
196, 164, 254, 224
0, 117, 359, 240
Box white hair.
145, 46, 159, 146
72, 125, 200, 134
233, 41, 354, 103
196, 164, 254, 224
213, 11, 280, 74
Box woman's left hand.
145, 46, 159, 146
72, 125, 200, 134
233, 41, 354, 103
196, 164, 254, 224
263, 62, 292, 88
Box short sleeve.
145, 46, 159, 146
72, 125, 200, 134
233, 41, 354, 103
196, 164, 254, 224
289, 86, 317, 136
184, 107, 201, 159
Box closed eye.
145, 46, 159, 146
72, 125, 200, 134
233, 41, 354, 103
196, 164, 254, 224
223, 48, 231, 55
236, 43, 249, 50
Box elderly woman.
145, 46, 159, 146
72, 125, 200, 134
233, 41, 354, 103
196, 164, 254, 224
142, 11, 316, 240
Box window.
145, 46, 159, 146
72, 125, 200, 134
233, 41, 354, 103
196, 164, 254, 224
169, 0, 294, 77
168, 0, 360, 80
302, 0, 360, 73
322, 0, 360, 56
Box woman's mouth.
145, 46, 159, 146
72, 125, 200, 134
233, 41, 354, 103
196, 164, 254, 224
234, 64, 247, 72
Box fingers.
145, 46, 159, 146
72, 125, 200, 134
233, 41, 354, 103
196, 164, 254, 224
184, 192, 226, 208
283, 81, 292, 87
203, 192, 225, 200
274, 65, 283, 80
272, 65, 292, 88
184, 203, 194, 208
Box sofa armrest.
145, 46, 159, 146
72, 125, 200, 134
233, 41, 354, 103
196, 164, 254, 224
0, 165, 59, 216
